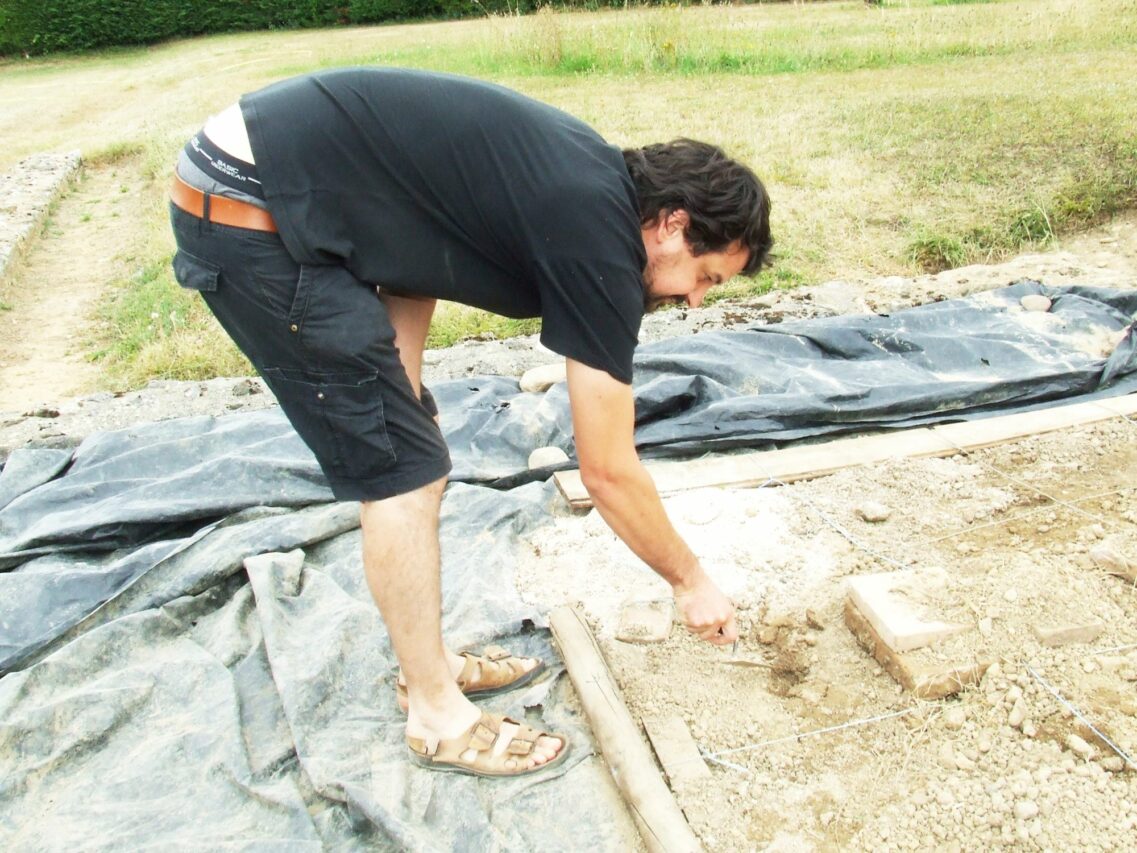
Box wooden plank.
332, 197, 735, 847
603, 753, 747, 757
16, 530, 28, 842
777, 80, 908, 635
549, 605, 705, 853
930, 395, 1137, 451
642, 716, 712, 787
554, 392, 1137, 509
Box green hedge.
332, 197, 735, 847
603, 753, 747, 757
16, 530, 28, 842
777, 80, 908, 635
0, 0, 537, 56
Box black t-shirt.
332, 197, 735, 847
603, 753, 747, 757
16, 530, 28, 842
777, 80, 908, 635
241, 67, 646, 383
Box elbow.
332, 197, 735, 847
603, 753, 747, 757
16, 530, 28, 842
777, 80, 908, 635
579, 460, 628, 506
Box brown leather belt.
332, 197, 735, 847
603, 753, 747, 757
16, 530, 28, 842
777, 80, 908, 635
170, 173, 277, 233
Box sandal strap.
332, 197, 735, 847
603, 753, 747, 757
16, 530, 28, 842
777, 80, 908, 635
456, 646, 525, 690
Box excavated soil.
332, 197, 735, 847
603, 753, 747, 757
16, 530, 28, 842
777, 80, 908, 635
516, 421, 1137, 850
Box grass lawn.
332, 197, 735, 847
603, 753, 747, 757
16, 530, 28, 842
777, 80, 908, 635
1, 0, 1134, 386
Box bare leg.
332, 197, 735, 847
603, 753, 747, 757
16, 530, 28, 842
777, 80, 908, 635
360, 477, 562, 766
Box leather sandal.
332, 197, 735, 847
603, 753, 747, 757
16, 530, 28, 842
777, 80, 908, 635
396, 645, 546, 712
407, 711, 570, 778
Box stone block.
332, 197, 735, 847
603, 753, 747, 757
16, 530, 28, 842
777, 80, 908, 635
1033, 622, 1105, 647
845, 599, 990, 700
616, 600, 673, 644
846, 572, 969, 654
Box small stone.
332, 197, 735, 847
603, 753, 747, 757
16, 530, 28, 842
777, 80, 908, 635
1020, 294, 1052, 312
519, 362, 567, 393
978, 736, 993, 753
855, 501, 891, 523
1090, 544, 1132, 575
1065, 734, 1094, 760
939, 742, 958, 770
231, 378, 262, 397
527, 446, 570, 470
1013, 800, 1039, 820
24, 407, 61, 418
955, 752, 976, 772
944, 707, 967, 731
1022, 720, 1038, 738
1008, 700, 1027, 729
1003, 588, 1019, 603
805, 609, 825, 630
978, 617, 994, 637
1101, 756, 1126, 773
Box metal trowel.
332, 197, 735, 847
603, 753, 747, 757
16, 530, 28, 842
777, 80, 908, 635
718, 639, 773, 669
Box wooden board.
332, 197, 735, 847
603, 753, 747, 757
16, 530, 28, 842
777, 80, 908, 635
549, 605, 705, 853
554, 393, 1137, 508
642, 716, 712, 787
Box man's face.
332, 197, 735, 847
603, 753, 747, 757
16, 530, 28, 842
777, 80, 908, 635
641, 210, 750, 313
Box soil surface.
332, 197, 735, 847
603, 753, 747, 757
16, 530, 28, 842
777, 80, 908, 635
1, 157, 1136, 851
517, 422, 1137, 850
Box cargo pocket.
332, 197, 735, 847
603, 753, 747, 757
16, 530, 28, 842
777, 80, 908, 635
262, 368, 396, 481
172, 249, 220, 292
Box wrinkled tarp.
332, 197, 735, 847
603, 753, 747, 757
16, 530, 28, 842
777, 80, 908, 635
438, 281, 1137, 480
1, 281, 1135, 849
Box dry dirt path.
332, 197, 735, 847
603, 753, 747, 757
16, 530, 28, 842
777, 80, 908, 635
0, 160, 148, 413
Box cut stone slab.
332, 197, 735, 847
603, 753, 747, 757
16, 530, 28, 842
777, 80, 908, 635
1033, 622, 1106, 647
616, 600, 674, 644
845, 599, 990, 699
643, 715, 711, 787
519, 362, 567, 393
846, 572, 970, 654
1089, 544, 1136, 583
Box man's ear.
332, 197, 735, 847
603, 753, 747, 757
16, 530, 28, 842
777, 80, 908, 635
658, 208, 690, 240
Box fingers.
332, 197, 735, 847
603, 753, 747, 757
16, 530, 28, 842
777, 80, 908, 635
684, 610, 738, 645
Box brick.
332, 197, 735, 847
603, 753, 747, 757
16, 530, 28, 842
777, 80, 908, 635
1033, 622, 1106, 647
845, 599, 990, 700
846, 572, 970, 654
643, 715, 711, 787
616, 600, 673, 644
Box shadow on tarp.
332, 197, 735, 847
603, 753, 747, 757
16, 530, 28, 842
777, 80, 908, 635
0, 280, 1134, 848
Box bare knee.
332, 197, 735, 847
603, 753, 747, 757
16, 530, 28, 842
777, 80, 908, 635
360, 475, 448, 520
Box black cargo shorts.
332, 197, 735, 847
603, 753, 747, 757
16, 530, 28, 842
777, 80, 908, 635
168, 203, 451, 502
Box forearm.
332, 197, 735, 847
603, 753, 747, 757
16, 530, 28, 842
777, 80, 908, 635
379, 291, 436, 396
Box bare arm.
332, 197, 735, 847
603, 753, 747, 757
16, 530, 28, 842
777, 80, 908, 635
379, 291, 437, 400
566, 358, 737, 645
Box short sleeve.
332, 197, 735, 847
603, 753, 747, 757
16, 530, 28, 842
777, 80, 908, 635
533, 255, 643, 384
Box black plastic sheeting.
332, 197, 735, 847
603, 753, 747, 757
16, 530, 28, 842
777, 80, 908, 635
1, 281, 1135, 849
436, 281, 1137, 481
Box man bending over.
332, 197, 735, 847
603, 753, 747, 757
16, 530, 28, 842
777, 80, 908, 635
169, 67, 772, 779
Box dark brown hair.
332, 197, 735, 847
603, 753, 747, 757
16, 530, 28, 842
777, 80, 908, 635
623, 139, 773, 275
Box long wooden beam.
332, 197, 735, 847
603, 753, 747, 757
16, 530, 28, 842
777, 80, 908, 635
554, 393, 1137, 508
549, 604, 704, 853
